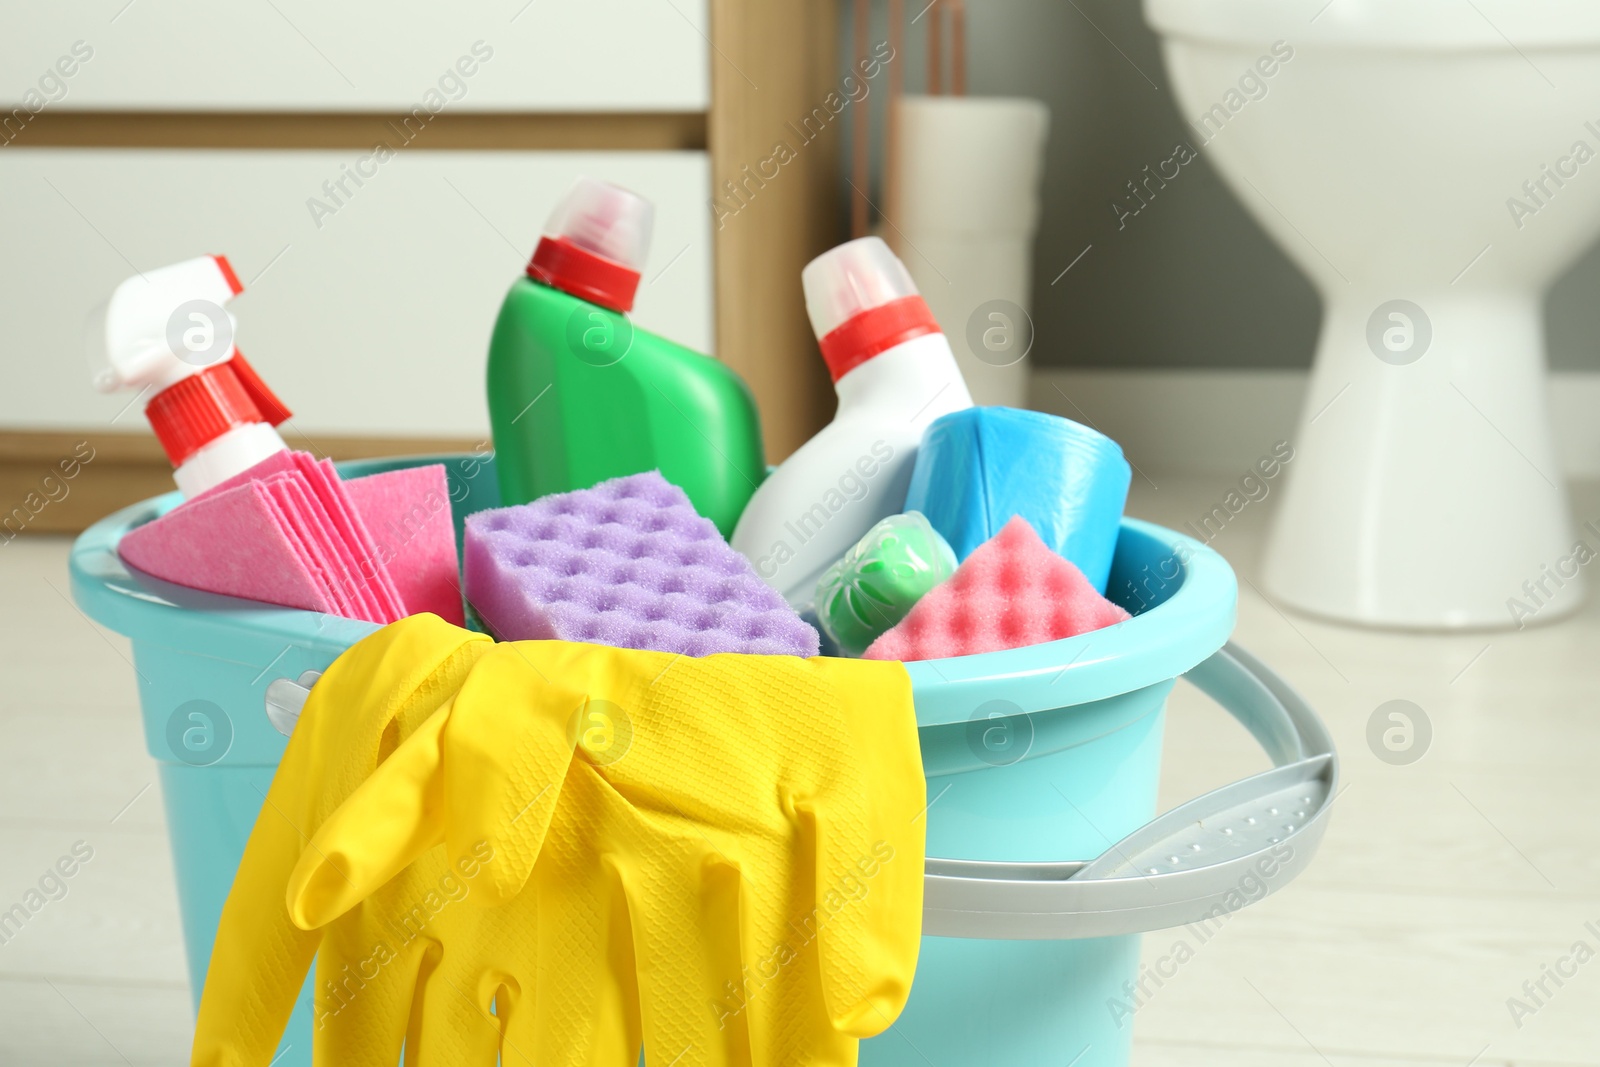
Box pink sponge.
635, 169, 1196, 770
863, 515, 1130, 662
464, 471, 819, 657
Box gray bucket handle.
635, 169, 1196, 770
923, 641, 1337, 939
264, 641, 1336, 941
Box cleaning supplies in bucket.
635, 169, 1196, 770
196, 614, 927, 1067
864, 515, 1129, 661
905, 406, 1131, 592
463, 470, 818, 656
118, 451, 464, 625
486, 177, 766, 537
732, 236, 973, 608
75, 450, 1283, 1067
62, 167, 1327, 1067
814, 511, 958, 657
88, 255, 292, 498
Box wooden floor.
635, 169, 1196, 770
2, 476, 1597, 1065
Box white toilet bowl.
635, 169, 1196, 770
1144, 0, 1600, 628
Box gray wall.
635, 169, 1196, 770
844, 0, 1600, 370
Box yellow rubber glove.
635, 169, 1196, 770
294, 640, 639, 1066
190, 614, 495, 1066
290, 642, 926, 1067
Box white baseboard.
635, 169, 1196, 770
1030, 368, 1600, 479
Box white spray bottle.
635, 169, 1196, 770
732, 237, 973, 607
91, 255, 292, 498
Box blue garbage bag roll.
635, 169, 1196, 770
904, 407, 1131, 592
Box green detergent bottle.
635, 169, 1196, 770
486, 177, 765, 536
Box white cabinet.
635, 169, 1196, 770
0, 149, 713, 437
0, 2, 722, 442
0, 0, 709, 112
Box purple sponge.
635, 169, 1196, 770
464, 471, 819, 658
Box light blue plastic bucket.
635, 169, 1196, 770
70, 454, 1236, 1067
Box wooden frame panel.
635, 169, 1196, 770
709, 0, 843, 461
13, 111, 707, 151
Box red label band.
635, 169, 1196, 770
527, 236, 641, 314
816, 295, 942, 382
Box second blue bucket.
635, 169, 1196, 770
70, 453, 1236, 1067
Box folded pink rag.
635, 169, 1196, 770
200, 451, 405, 618
343, 466, 463, 625
117, 479, 340, 615
117, 453, 461, 623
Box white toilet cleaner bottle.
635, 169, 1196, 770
733, 236, 972, 607
90, 255, 292, 498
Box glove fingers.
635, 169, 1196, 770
190, 897, 318, 1066
714, 841, 850, 1067
405, 940, 505, 1067
526, 766, 642, 1067
291, 640, 588, 928
309, 913, 425, 1067
192, 617, 489, 1065
805, 659, 925, 1038
801, 799, 923, 1039
287, 708, 451, 930
442, 645, 584, 905
621, 811, 753, 1067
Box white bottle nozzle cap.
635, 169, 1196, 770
92, 254, 245, 395
801, 236, 922, 340
86, 254, 292, 473
541, 176, 654, 273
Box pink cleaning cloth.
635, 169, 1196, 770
863, 515, 1130, 662
118, 480, 340, 615
284, 457, 388, 620
195, 451, 371, 615
255, 474, 362, 619
206, 447, 425, 617
120, 450, 461, 623
202, 456, 387, 620
342, 465, 464, 625
202, 451, 407, 619
307, 456, 408, 618
267, 476, 385, 627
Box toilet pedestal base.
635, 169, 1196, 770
1261, 292, 1584, 630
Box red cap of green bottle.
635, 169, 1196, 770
526, 177, 654, 313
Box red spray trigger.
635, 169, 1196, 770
229, 352, 292, 426
212, 254, 244, 296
